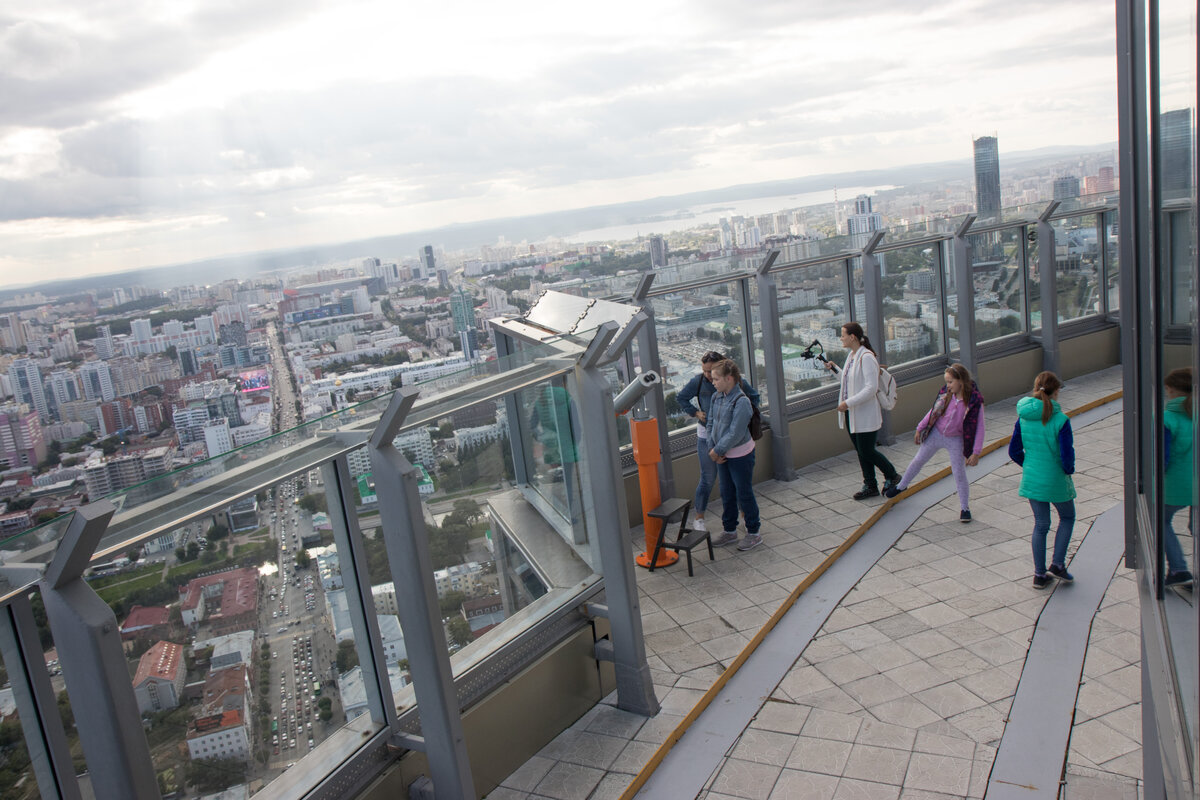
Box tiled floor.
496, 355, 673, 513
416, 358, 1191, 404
488, 366, 1141, 799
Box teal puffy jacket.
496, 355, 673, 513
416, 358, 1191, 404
1009, 396, 1076, 503
1164, 396, 1193, 507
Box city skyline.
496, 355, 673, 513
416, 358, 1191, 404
2, 1, 1120, 286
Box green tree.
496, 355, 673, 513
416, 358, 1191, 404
336, 639, 359, 672
447, 617, 473, 648
298, 493, 327, 515
186, 758, 247, 794
206, 522, 229, 541
295, 549, 311, 569
439, 591, 467, 616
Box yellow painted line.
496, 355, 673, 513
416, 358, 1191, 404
618, 390, 1122, 799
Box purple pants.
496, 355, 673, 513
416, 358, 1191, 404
897, 428, 972, 511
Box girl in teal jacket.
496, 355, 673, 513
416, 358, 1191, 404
1008, 372, 1076, 589
1162, 368, 1194, 587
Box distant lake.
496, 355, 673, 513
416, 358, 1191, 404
564, 185, 894, 243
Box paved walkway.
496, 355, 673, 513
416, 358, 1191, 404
487, 366, 1140, 800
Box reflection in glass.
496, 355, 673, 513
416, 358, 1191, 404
774, 261, 846, 398
650, 281, 749, 431
1051, 215, 1104, 322
969, 228, 1027, 343
877, 243, 945, 363
520, 380, 583, 528
1104, 210, 1121, 313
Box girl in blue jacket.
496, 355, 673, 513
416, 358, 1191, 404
1009, 371, 1076, 589
677, 351, 760, 533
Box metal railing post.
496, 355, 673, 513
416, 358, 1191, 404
953, 215, 979, 377
322, 454, 395, 727
574, 324, 660, 716
1037, 201, 1063, 374
369, 390, 475, 798
753, 251, 796, 480
39, 502, 159, 800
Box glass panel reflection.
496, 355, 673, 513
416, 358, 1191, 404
969, 228, 1027, 343
1050, 215, 1104, 322
775, 260, 846, 398
877, 243, 945, 363
1104, 210, 1121, 313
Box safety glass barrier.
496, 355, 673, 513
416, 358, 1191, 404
773, 260, 847, 399
80, 486, 381, 796
1050, 215, 1106, 323
0, 338, 581, 603
0, 592, 91, 798
875, 243, 946, 364
651, 279, 751, 433
968, 227, 1028, 343
1104, 210, 1120, 314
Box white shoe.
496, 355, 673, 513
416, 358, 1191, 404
691, 518, 706, 532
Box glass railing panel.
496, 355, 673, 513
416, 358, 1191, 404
878, 243, 945, 366
769, 232, 860, 267
943, 243, 961, 352
0, 596, 70, 799
969, 227, 1028, 343
1050, 215, 1104, 322
516, 377, 584, 534
1104, 210, 1120, 313
648, 279, 749, 432
104, 488, 380, 794
1027, 225, 1042, 334
775, 260, 846, 397
0, 341, 581, 601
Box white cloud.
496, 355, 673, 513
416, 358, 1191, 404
0, 0, 1121, 285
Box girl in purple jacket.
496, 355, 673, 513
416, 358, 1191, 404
885, 363, 985, 522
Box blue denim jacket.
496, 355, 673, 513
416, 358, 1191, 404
705, 385, 753, 456
678, 373, 761, 419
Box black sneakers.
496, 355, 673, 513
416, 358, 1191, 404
960, 509, 972, 523
853, 485, 880, 500
1048, 564, 1074, 583
1033, 574, 1052, 589
1166, 570, 1194, 588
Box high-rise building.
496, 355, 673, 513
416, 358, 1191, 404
648, 235, 668, 268
449, 288, 476, 334
0, 403, 46, 470
422, 245, 436, 279
48, 370, 81, 409
8, 359, 48, 420
79, 361, 117, 402
94, 324, 116, 359
973, 135, 1001, 219
1160, 108, 1191, 199
1053, 176, 1081, 200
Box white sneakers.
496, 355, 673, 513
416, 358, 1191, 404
691, 518, 707, 532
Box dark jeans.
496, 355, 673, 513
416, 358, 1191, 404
716, 450, 759, 535
1030, 499, 1076, 574
1164, 504, 1193, 575
845, 416, 898, 489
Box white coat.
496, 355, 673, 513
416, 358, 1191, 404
837, 347, 883, 434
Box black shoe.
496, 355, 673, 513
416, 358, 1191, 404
1033, 574, 1051, 589
1166, 570, 1193, 588
883, 485, 901, 499
883, 477, 899, 494
960, 509, 972, 523
853, 485, 880, 500
1048, 564, 1074, 583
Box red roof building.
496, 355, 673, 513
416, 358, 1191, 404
121, 604, 171, 641
179, 567, 259, 634
132, 640, 186, 714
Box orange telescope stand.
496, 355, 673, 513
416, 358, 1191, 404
630, 416, 678, 569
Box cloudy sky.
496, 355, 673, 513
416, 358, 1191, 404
0, 0, 1120, 288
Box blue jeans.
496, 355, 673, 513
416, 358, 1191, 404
1030, 499, 1076, 574
694, 437, 717, 515
1164, 505, 1194, 575
717, 450, 759, 535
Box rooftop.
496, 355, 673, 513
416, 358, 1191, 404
486, 367, 1139, 798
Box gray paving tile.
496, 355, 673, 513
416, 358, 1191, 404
710, 757, 783, 799
768, 769, 839, 800
532, 762, 606, 800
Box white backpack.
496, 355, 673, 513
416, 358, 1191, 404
876, 366, 898, 411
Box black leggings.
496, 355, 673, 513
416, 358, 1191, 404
846, 415, 898, 489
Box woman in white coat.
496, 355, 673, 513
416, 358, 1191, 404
826, 322, 900, 499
